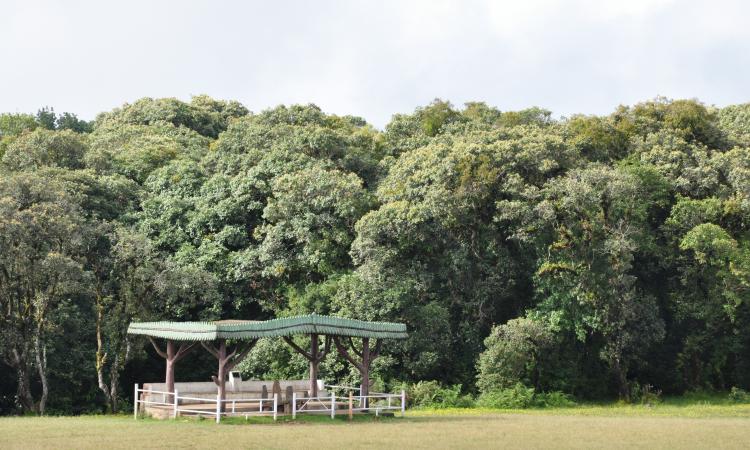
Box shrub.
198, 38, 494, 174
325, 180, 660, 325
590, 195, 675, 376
535, 391, 576, 407
629, 382, 662, 405
402, 381, 475, 408
476, 318, 555, 393
728, 387, 750, 404
477, 383, 536, 409
477, 383, 576, 409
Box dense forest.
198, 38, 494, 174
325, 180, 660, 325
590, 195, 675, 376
1, 96, 749, 415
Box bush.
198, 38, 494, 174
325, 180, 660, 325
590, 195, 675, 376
477, 383, 536, 408
477, 383, 576, 409
476, 318, 555, 393
535, 391, 576, 408
403, 381, 475, 408
728, 387, 750, 404
629, 382, 662, 405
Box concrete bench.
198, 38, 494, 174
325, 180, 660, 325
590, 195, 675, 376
142, 380, 327, 406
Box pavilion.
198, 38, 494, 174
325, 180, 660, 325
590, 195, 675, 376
127, 314, 407, 412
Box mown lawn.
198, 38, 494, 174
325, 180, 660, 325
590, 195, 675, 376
2, 400, 749, 449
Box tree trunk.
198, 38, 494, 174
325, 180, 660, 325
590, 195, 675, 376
94, 291, 113, 412
12, 348, 35, 413
613, 358, 629, 401
34, 328, 48, 415
109, 353, 120, 412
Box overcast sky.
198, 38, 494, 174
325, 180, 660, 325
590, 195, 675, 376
1, 0, 749, 128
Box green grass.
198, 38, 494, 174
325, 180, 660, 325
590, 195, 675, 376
1, 399, 749, 449
411, 392, 750, 418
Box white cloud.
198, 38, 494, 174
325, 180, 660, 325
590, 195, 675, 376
0, 0, 748, 127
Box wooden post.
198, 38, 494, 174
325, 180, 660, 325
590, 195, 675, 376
348, 391, 353, 421
282, 334, 331, 398
401, 390, 405, 417
292, 392, 297, 419
133, 383, 139, 420
273, 393, 278, 421
217, 339, 227, 411
333, 336, 382, 412
215, 393, 221, 424
309, 334, 318, 397
173, 389, 179, 419
361, 337, 369, 409
202, 338, 257, 413
149, 338, 197, 404
330, 392, 335, 419
165, 340, 175, 401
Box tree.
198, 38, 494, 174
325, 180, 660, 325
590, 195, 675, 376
476, 318, 556, 392
673, 224, 750, 388
525, 166, 665, 399
2, 129, 87, 171
36, 107, 57, 130
0, 173, 91, 414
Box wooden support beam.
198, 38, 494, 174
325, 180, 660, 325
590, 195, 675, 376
202, 339, 258, 412
149, 338, 197, 402
333, 336, 383, 407
282, 334, 333, 397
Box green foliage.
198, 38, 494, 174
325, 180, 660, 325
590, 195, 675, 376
419, 99, 460, 136
95, 96, 247, 138
629, 382, 663, 405
3, 95, 750, 417
476, 318, 556, 392
402, 381, 475, 408
728, 387, 750, 403
2, 129, 87, 171
0, 113, 37, 137
477, 383, 576, 409
477, 383, 536, 408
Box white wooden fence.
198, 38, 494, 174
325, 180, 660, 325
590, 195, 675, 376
134, 383, 405, 423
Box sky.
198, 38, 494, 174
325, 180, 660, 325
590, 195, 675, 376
1, 0, 749, 128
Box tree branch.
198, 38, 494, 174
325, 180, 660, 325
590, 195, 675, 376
348, 337, 363, 358
282, 336, 313, 361
333, 336, 363, 371
174, 342, 197, 362
320, 335, 332, 359
148, 337, 168, 359
371, 339, 383, 360
226, 340, 258, 372
200, 341, 220, 359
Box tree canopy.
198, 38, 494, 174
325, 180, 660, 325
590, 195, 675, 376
1, 96, 750, 414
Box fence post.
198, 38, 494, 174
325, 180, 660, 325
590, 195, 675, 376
215, 393, 221, 424
292, 392, 297, 419
232, 400, 235, 414
400, 390, 405, 417
330, 392, 335, 419
173, 389, 179, 419
273, 393, 278, 421
133, 384, 139, 420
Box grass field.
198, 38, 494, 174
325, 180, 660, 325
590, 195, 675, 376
2, 401, 749, 449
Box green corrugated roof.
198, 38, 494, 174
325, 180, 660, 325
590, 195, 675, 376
127, 314, 408, 341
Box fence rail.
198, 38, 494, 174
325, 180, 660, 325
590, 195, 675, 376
134, 383, 405, 423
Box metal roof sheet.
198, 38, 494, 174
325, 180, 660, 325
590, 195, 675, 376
127, 314, 407, 341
